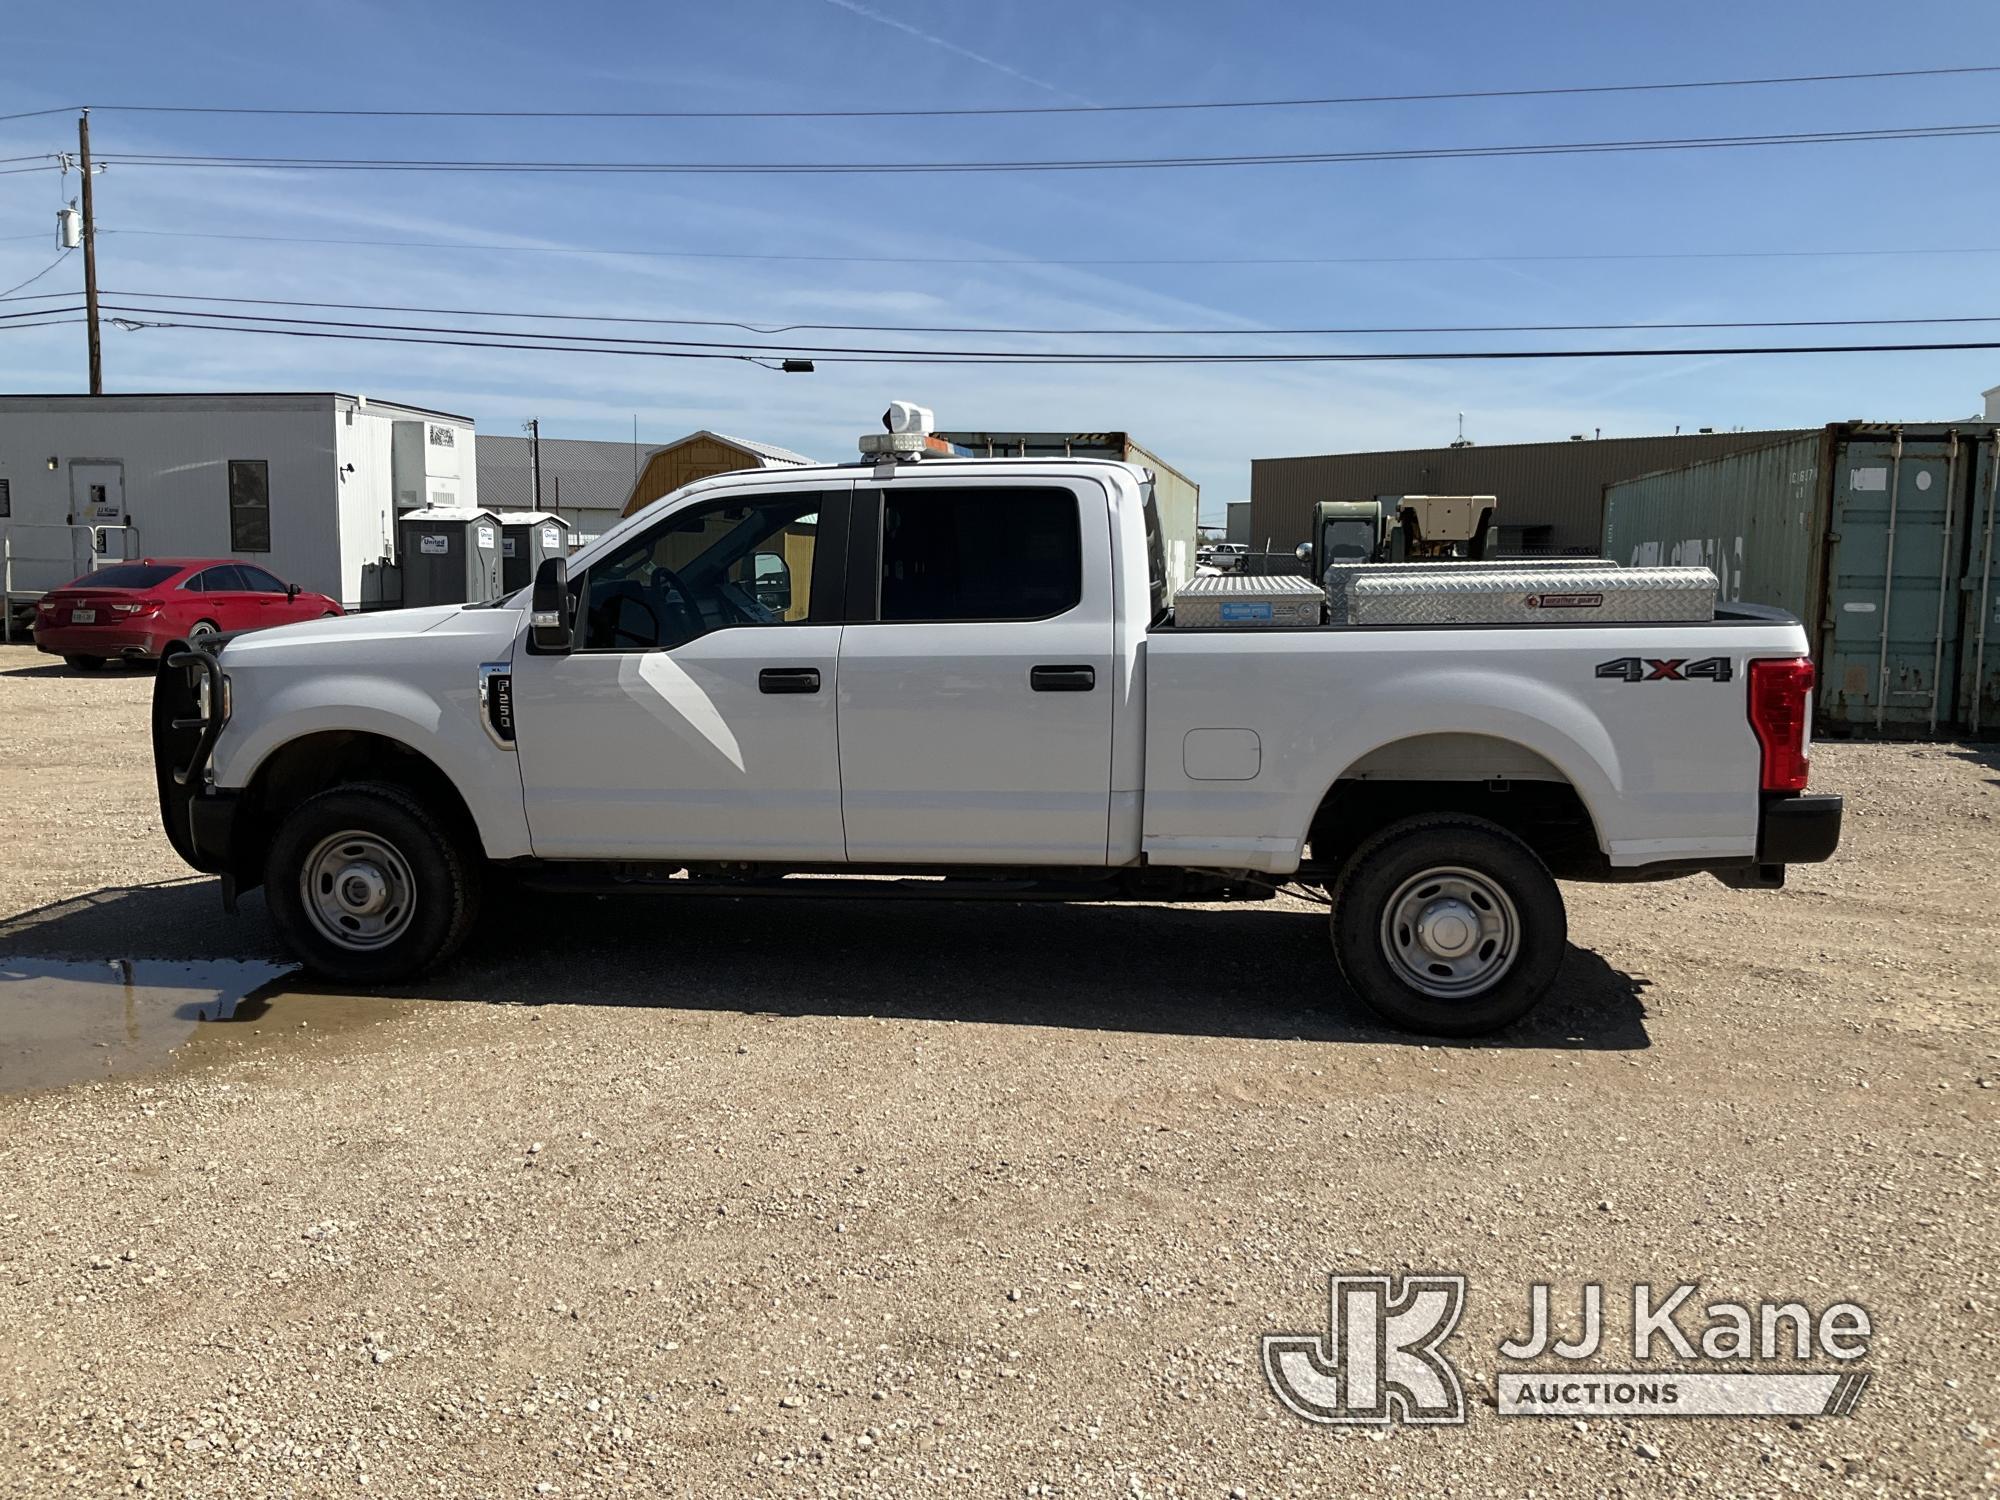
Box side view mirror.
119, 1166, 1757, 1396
1294, 542, 1313, 565
749, 550, 792, 613
530, 556, 573, 652
286, 582, 301, 600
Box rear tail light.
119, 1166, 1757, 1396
1748, 657, 1815, 793
110, 601, 159, 615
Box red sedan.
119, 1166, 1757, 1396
34, 558, 342, 670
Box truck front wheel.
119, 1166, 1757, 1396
1328, 814, 1565, 1036
264, 781, 480, 984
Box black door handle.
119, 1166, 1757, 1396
758, 667, 821, 694
1030, 664, 1096, 692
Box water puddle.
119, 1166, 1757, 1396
0, 958, 398, 1096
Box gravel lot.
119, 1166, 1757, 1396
0, 642, 1994, 1498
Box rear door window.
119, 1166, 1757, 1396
877, 487, 1082, 623
201, 565, 249, 592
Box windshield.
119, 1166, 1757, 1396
60, 563, 180, 590
1322, 519, 1375, 562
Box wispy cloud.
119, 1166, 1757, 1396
815, 0, 1094, 104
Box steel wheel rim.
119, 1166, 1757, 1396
189, 621, 217, 637
1378, 864, 1520, 1000
301, 830, 416, 951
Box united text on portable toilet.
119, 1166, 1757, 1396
496, 511, 572, 592
396, 506, 503, 607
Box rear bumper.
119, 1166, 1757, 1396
36, 621, 164, 658
1758, 792, 1843, 864
1584, 793, 1842, 890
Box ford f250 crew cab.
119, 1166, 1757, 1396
152, 407, 1841, 1036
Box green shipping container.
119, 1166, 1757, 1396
1604, 423, 2000, 735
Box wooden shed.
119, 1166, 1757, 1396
620, 431, 817, 517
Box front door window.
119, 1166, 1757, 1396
580, 495, 820, 651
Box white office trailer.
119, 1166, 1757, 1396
0, 393, 476, 610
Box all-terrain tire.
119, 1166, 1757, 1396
264, 780, 480, 984
1328, 813, 1566, 1037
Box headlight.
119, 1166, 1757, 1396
195, 672, 232, 725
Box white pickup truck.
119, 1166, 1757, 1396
153, 412, 1840, 1035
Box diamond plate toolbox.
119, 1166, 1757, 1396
1322, 557, 1618, 619
1175, 572, 1326, 627
1344, 565, 1717, 625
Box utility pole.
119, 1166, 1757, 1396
78, 110, 102, 395
524, 417, 543, 510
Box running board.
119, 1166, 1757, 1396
513, 865, 1277, 903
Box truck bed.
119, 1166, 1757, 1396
1138, 607, 1809, 874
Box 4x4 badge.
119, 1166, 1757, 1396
1595, 655, 1733, 683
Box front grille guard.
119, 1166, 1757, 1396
162, 644, 225, 787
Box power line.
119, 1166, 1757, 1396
106, 317, 785, 365
90, 288, 2000, 339
97, 226, 2000, 269
93, 120, 2000, 176
31, 63, 2000, 120
0, 316, 83, 332
101, 311, 2000, 364
0, 248, 72, 299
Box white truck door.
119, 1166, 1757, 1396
837, 475, 1114, 864
511, 484, 850, 860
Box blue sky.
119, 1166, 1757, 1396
3, 0, 1999, 521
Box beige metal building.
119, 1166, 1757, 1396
1250, 430, 1806, 557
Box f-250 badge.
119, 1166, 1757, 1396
1595, 656, 1734, 682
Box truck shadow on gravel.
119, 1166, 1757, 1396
0, 660, 99, 678
0, 878, 1653, 1050
1945, 741, 2000, 786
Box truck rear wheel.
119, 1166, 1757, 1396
1328, 814, 1565, 1036
264, 781, 480, 984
